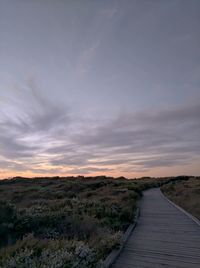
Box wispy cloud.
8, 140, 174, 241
71, 102, 200, 172
0, 81, 200, 177
76, 40, 100, 76
74, 4, 119, 78
0, 80, 71, 175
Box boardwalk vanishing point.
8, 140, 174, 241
112, 188, 200, 268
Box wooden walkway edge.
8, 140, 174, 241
112, 188, 200, 268
102, 208, 140, 268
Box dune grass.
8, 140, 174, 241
161, 177, 200, 220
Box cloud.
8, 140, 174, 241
74, 4, 120, 78
0, 79, 70, 163
1, 81, 199, 177
132, 154, 191, 168
1, 78, 70, 134
71, 102, 200, 171
74, 103, 200, 146
67, 166, 114, 175
76, 40, 100, 76
50, 153, 91, 167
22, 78, 70, 133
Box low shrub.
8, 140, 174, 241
0, 175, 173, 266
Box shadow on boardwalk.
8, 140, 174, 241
112, 188, 200, 268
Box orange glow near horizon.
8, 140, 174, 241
1, 160, 199, 180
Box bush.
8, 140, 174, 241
0, 202, 17, 247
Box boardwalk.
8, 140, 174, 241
112, 188, 200, 268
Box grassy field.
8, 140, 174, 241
161, 177, 200, 220
0, 176, 167, 268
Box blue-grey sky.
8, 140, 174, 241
0, 0, 200, 178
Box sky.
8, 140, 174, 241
0, 0, 200, 179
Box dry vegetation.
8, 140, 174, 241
161, 177, 200, 220
0, 176, 168, 268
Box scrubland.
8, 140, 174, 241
161, 176, 200, 220
0, 176, 175, 267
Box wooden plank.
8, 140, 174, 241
112, 188, 200, 268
